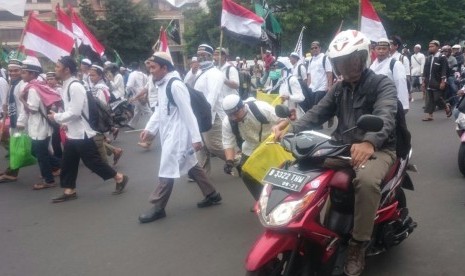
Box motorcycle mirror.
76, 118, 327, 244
275, 105, 291, 118
356, 115, 384, 132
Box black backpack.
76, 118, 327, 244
226, 65, 251, 100
334, 74, 411, 158
295, 63, 314, 112
166, 77, 212, 133
229, 101, 269, 149
67, 81, 113, 133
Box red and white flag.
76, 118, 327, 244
69, 7, 105, 56
22, 14, 74, 62
159, 28, 172, 57
221, 0, 264, 44
360, 0, 387, 42
56, 4, 74, 40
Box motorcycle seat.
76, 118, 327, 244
329, 159, 401, 192
328, 169, 355, 192
382, 159, 400, 184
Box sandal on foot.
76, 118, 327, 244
51, 192, 77, 203
113, 149, 123, 166
33, 182, 56, 190
137, 142, 151, 149
422, 117, 433, 121
113, 175, 129, 195
446, 104, 452, 118
0, 175, 17, 183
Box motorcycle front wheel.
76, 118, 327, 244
458, 143, 465, 177
245, 251, 309, 276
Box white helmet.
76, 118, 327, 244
328, 30, 371, 68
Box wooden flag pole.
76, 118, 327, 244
218, 28, 224, 69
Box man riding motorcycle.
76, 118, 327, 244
272, 30, 398, 276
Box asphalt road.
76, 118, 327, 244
1, 92, 465, 276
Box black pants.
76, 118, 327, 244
31, 137, 61, 184
60, 137, 116, 189
51, 124, 63, 159
425, 89, 447, 114
239, 154, 263, 200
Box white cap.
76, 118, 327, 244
191, 56, 198, 62
81, 58, 92, 66
236, 56, 240, 60
452, 44, 461, 50
222, 94, 244, 114
289, 52, 300, 59
104, 61, 112, 66
22, 58, 42, 73
414, 44, 421, 49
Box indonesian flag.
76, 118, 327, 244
56, 4, 74, 40
360, 0, 387, 42
22, 14, 74, 62
221, 0, 264, 44
0, 0, 26, 17
70, 8, 105, 56
159, 28, 172, 58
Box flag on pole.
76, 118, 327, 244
293, 26, 305, 59
0, 0, 27, 17
56, 4, 74, 40
69, 7, 105, 56
22, 14, 74, 62
158, 27, 172, 59
360, 0, 387, 42
221, 0, 265, 45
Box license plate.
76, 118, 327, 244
263, 168, 308, 192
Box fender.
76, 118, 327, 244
245, 230, 298, 271
401, 173, 414, 190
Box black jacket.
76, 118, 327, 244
291, 69, 397, 151
423, 53, 448, 90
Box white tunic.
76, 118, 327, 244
308, 53, 333, 92
279, 76, 305, 118
410, 52, 426, 77
110, 73, 125, 99
145, 71, 202, 178
184, 68, 202, 88
54, 77, 96, 139
24, 87, 52, 140
391, 52, 411, 76
220, 63, 239, 97
222, 100, 280, 156
194, 67, 226, 122
370, 57, 409, 110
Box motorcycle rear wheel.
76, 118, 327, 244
116, 110, 134, 127
458, 143, 465, 177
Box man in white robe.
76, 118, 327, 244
138, 52, 222, 223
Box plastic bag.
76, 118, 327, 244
256, 90, 282, 106
242, 133, 294, 184
9, 133, 36, 170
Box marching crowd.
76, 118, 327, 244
0, 29, 463, 276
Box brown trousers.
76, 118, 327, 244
149, 164, 216, 210
352, 149, 396, 241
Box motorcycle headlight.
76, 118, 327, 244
258, 188, 316, 228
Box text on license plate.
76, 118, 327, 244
263, 168, 308, 192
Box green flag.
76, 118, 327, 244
254, 3, 282, 35
114, 50, 124, 66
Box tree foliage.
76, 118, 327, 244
79, 0, 159, 63
184, 0, 465, 59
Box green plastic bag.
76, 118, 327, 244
9, 133, 36, 170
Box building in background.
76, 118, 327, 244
0, 0, 206, 72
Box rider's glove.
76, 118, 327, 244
224, 160, 235, 175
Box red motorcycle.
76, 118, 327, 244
245, 113, 417, 276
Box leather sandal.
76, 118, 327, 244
33, 182, 56, 190
52, 192, 77, 203
113, 149, 123, 166
113, 175, 129, 195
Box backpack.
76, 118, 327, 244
334, 73, 411, 158
226, 65, 251, 100
295, 63, 314, 112
229, 101, 269, 149
166, 77, 212, 133
67, 80, 113, 133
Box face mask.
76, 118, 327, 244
269, 69, 281, 80
199, 60, 213, 69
